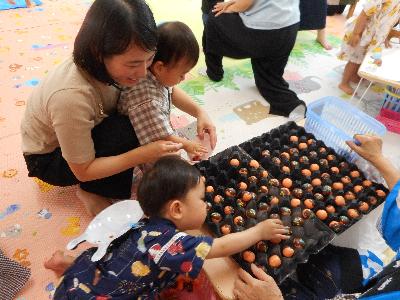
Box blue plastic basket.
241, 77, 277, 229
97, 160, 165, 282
381, 86, 400, 113
305, 96, 387, 162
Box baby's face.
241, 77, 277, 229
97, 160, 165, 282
156, 58, 193, 87
179, 179, 207, 230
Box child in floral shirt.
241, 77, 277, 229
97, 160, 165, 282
338, 0, 400, 95
45, 156, 289, 299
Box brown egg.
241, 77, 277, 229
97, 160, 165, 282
289, 148, 299, 155
225, 188, 236, 197
230, 158, 240, 167
269, 178, 280, 187
280, 207, 292, 216
270, 237, 282, 244
280, 152, 290, 160
243, 250, 256, 263
350, 170, 360, 178
289, 135, 299, 142
282, 246, 294, 258
359, 201, 369, 212
362, 180, 372, 187
238, 182, 248, 190
298, 142, 308, 150
246, 208, 257, 218
221, 224, 231, 235
291, 198, 301, 208
335, 196, 346, 206
280, 187, 291, 196
282, 178, 293, 188
310, 164, 320, 172
292, 188, 303, 198
326, 205, 336, 213
311, 178, 322, 187
316, 209, 328, 220
341, 176, 351, 184
211, 212, 222, 223
257, 241, 268, 253
237, 199, 246, 207
249, 160, 260, 168
282, 166, 291, 174
242, 191, 254, 202
206, 186, 214, 193
269, 255, 282, 268
270, 196, 280, 205
329, 221, 341, 232
354, 185, 363, 193
299, 155, 309, 164
261, 150, 271, 157
368, 196, 378, 205
304, 199, 315, 209
206, 202, 212, 211
344, 191, 356, 201
376, 190, 386, 197
258, 202, 269, 211
307, 138, 316, 145
301, 169, 312, 177
330, 167, 340, 174
327, 154, 336, 161
248, 176, 258, 183
348, 208, 359, 219
224, 206, 234, 215
259, 185, 269, 193
269, 214, 281, 220
234, 216, 245, 226
293, 238, 306, 249
332, 182, 344, 190
260, 170, 269, 178
214, 195, 224, 204
239, 168, 248, 175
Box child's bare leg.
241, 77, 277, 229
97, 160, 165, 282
339, 61, 360, 95
76, 187, 112, 217
316, 29, 332, 50
44, 250, 75, 277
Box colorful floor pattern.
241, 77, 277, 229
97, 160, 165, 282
0, 1, 399, 299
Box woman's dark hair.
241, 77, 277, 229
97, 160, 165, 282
153, 21, 199, 68
73, 0, 157, 84
137, 156, 201, 217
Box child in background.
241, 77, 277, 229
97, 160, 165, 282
44, 156, 289, 299
118, 21, 217, 160
338, 0, 400, 95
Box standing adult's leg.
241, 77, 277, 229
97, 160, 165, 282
251, 24, 304, 116
204, 14, 224, 82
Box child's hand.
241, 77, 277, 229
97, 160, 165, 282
348, 32, 361, 47
256, 219, 290, 241
185, 141, 208, 160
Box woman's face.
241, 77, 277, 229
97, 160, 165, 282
103, 43, 155, 87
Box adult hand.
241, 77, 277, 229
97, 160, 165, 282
213, 0, 236, 16
141, 140, 183, 162
348, 32, 361, 47
233, 264, 283, 300
196, 112, 217, 150
346, 134, 383, 164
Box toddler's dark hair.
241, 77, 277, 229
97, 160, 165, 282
153, 21, 199, 68
137, 156, 201, 216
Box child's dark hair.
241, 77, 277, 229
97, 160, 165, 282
73, 0, 157, 84
137, 156, 201, 217
153, 21, 199, 68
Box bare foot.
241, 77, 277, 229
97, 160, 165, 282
338, 82, 354, 95
44, 250, 74, 277
76, 188, 112, 217
317, 38, 332, 50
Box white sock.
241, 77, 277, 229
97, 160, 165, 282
288, 104, 306, 121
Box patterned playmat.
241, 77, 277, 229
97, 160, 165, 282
0, 0, 395, 299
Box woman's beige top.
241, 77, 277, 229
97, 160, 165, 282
21, 57, 119, 164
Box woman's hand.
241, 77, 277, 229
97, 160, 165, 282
196, 112, 217, 150
346, 134, 383, 164
233, 264, 283, 300
140, 140, 183, 162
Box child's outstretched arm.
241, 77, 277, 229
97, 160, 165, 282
171, 87, 217, 149
206, 219, 289, 259
349, 10, 368, 47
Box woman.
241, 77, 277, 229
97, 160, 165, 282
203, 0, 306, 119
21, 0, 216, 216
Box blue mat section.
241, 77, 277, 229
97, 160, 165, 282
0, 0, 42, 10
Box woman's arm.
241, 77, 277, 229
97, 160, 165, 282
68, 141, 182, 182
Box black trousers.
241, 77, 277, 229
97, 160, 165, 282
204, 13, 304, 117
23, 114, 140, 199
